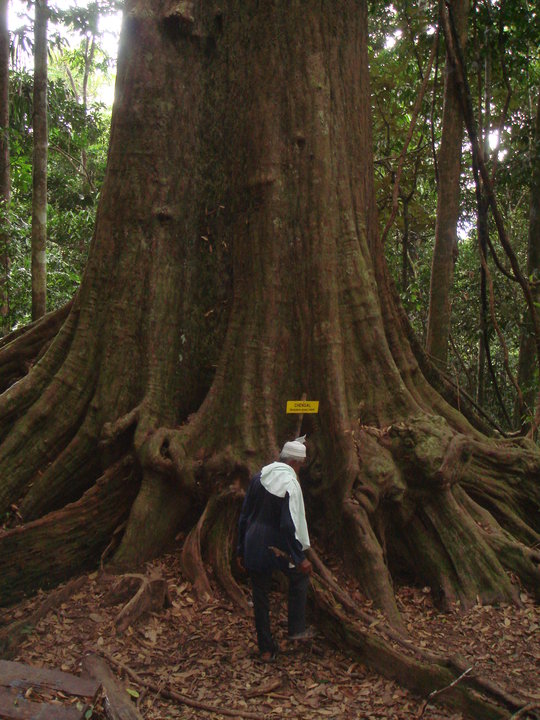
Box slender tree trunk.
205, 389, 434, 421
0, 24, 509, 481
516, 89, 540, 426
31, 0, 48, 321
476, 28, 491, 412
401, 197, 409, 290
425, 0, 469, 368
80, 34, 95, 197
0, 0, 9, 334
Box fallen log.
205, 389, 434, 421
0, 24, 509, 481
83, 654, 144, 720
0, 659, 98, 698
0, 688, 84, 720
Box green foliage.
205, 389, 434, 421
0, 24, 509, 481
369, 0, 440, 331
6, 62, 110, 329
370, 0, 539, 430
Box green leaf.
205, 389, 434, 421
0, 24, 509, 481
126, 688, 140, 698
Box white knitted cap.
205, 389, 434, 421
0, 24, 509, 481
280, 435, 307, 460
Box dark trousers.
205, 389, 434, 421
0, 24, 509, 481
250, 569, 309, 654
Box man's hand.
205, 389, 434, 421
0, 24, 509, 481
297, 558, 312, 575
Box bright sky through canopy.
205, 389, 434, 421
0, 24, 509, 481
8, 0, 122, 106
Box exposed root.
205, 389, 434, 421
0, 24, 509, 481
421, 489, 517, 607
0, 301, 72, 392
342, 500, 404, 628
456, 486, 540, 600
101, 405, 141, 447
181, 487, 249, 611
0, 358, 98, 517
112, 467, 192, 570
311, 578, 529, 720
108, 412, 213, 571
18, 414, 102, 520
309, 548, 407, 641
0, 303, 80, 442
102, 571, 171, 633
360, 417, 539, 609
181, 502, 213, 600
100, 522, 128, 568
0, 457, 138, 606
205, 487, 250, 612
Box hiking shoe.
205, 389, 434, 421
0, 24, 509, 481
259, 650, 277, 662
288, 627, 317, 641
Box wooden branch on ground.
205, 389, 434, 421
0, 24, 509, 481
243, 678, 284, 699
83, 654, 144, 720
418, 666, 473, 717
102, 650, 267, 720
509, 703, 540, 720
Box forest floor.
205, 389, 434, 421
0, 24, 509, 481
0, 549, 538, 720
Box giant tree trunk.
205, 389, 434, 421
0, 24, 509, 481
31, 0, 48, 320
0, 2, 538, 717
425, 0, 469, 368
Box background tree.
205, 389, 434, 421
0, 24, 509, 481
425, 0, 469, 369
3, 1, 113, 332
0, 0, 9, 332
0, 1, 538, 716
31, 0, 48, 320
516, 90, 540, 426
373, 0, 540, 432
54, 0, 120, 196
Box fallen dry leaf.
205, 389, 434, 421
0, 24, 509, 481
4, 551, 538, 720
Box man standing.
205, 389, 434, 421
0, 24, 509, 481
237, 436, 314, 661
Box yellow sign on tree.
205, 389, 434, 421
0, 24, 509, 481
286, 400, 319, 414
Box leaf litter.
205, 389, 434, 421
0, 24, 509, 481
0, 550, 538, 720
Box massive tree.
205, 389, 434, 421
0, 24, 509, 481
0, 1, 538, 717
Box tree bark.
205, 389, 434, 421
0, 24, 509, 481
426, 0, 469, 368
31, 0, 48, 321
0, 2, 538, 717
0, 0, 9, 333
516, 90, 540, 427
